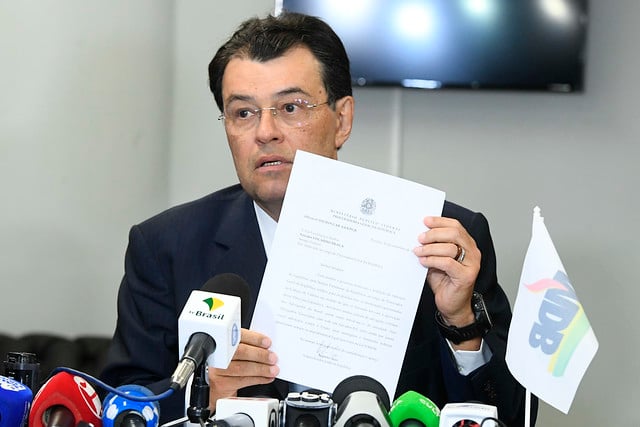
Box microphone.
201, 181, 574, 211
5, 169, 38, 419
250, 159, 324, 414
170, 273, 250, 390
438, 402, 499, 427
0, 375, 33, 427
332, 375, 392, 427
215, 397, 280, 427
3, 352, 40, 394
388, 391, 440, 427
281, 391, 335, 427
102, 384, 160, 427
210, 413, 253, 427
28, 372, 102, 427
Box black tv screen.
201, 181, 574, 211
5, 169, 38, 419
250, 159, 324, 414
275, 0, 588, 92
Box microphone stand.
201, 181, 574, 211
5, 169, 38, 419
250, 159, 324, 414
187, 362, 212, 426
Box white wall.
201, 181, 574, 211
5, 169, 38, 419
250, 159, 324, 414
1, 1, 638, 425
0, 0, 174, 335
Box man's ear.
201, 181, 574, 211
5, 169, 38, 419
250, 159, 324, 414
334, 96, 354, 150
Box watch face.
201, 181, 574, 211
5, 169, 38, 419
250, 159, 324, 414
472, 292, 492, 328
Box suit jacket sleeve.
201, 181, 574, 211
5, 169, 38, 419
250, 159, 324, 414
100, 224, 186, 421
440, 208, 537, 425
99, 186, 272, 423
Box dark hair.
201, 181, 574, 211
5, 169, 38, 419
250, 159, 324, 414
208, 12, 352, 111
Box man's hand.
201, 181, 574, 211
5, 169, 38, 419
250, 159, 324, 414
413, 216, 481, 346
208, 328, 279, 410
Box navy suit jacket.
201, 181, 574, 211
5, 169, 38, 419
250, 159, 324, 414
100, 184, 534, 425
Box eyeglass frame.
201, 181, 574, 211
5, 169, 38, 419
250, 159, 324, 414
217, 98, 331, 131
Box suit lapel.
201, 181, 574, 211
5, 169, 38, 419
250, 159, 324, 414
209, 191, 267, 325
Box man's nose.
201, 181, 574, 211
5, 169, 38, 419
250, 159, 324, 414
255, 108, 283, 143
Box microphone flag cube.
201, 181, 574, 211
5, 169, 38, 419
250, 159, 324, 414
216, 397, 280, 427
438, 402, 498, 427
178, 290, 241, 368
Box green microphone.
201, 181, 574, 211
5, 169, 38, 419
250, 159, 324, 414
388, 390, 440, 427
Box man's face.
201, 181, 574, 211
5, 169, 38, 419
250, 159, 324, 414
220, 46, 354, 220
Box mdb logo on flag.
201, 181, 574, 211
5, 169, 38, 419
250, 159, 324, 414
506, 207, 598, 414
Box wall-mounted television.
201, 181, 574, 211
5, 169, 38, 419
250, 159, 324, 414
275, 0, 588, 92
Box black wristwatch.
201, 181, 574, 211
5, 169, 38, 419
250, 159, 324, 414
435, 291, 493, 344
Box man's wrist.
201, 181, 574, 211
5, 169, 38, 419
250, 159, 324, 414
449, 336, 481, 351
435, 292, 493, 345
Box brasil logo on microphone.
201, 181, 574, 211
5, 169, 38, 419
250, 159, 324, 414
526, 270, 591, 377
189, 296, 226, 320
204, 296, 225, 311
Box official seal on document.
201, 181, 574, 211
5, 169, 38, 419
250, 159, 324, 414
360, 198, 376, 215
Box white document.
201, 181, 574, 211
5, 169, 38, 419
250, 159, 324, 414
250, 150, 445, 399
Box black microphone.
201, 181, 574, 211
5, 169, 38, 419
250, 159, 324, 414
3, 352, 40, 394
170, 273, 251, 390
281, 391, 335, 427
332, 375, 392, 427
170, 273, 252, 424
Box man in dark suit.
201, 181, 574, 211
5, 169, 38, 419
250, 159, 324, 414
101, 12, 535, 426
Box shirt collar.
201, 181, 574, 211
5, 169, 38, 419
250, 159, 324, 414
253, 201, 277, 259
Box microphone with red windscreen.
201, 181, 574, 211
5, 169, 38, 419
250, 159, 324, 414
28, 371, 102, 427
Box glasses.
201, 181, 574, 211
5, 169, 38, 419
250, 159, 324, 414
218, 98, 330, 133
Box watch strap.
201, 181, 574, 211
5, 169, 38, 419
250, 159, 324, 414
435, 291, 492, 345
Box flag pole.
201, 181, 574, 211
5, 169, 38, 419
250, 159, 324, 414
525, 389, 531, 427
